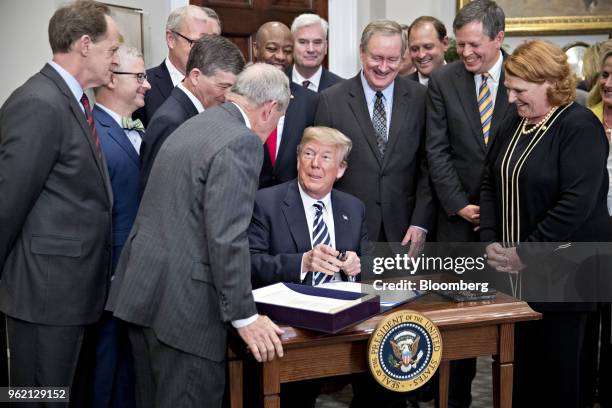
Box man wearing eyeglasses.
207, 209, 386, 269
139, 34, 245, 193
91, 45, 150, 406
133, 5, 221, 127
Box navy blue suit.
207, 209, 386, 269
93, 105, 139, 408
248, 179, 368, 288
259, 83, 318, 188
133, 61, 174, 128
139, 86, 198, 194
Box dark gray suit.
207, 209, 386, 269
249, 179, 368, 288
0, 63, 113, 392
139, 86, 198, 193
314, 74, 433, 242
426, 58, 510, 242
426, 56, 510, 408
108, 102, 261, 407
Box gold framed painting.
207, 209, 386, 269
457, 0, 612, 35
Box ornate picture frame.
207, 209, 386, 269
457, 0, 612, 35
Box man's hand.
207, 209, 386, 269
302, 244, 342, 276
341, 251, 361, 277
401, 226, 426, 258
237, 315, 284, 362
457, 204, 480, 227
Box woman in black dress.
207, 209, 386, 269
480, 40, 611, 408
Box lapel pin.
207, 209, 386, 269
342, 214, 349, 221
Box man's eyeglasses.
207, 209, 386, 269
171, 30, 198, 47
112, 71, 148, 84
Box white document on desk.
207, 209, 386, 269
318, 281, 423, 309
253, 283, 365, 314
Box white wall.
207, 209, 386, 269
0, 0, 179, 104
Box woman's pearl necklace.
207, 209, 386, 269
521, 106, 558, 135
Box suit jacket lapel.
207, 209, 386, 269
454, 66, 486, 150
157, 60, 174, 99
41, 64, 112, 202
490, 65, 510, 146
275, 83, 298, 167
93, 106, 140, 166
281, 181, 312, 253
347, 75, 383, 166
384, 78, 411, 169
331, 191, 351, 252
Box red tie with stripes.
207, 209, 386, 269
266, 128, 278, 167
80, 94, 102, 160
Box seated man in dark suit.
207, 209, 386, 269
133, 5, 220, 127
249, 126, 365, 289
249, 126, 406, 408
253, 21, 319, 188
139, 34, 244, 192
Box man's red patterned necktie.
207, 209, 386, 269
80, 94, 102, 161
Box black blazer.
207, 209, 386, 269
426, 56, 511, 241
480, 103, 611, 307
248, 180, 368, 288
139, 86, 198, 194
259, 82, 318, 188
0, 64, 112, 325
133, 60, 175, 128
315, 74, 433, 242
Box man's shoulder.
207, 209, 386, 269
430, 60, 465, 83
322, 68, 343, 83
319, 74, 355, 98
332, 188, 365, 210
256, 180, 294, 205
146, 61, 169, 78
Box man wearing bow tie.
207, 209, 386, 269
92, 44, 150, 407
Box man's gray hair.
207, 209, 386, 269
166, 5, 211, 32
201, 7, 221, 31
360, 20, 406, 56
116, 45, 143, 69
229, 63, 291, 111
291, 14, 328, 39
453, 0, 505, 39
94, 45, 143, 95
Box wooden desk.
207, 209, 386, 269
228, 292, 540, 408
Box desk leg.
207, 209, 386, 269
438, 360, 450, 408
228, 359, 243, 408
262, 358, 281, 408
493, 323, 515, 408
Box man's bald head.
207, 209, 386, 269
253, 22, 293, 70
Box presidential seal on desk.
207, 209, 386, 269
367, 310, 442, 391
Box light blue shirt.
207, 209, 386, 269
48, 61, 85, 113
360, 70, 394, 137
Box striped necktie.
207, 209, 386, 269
478, 73, 493, 145
311, 201, 333, 286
